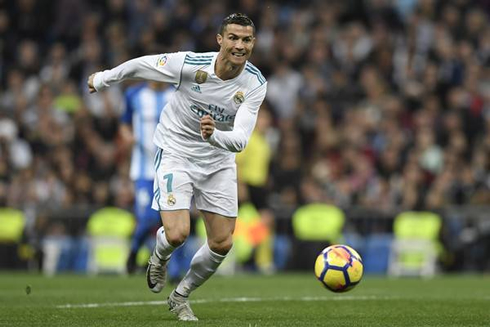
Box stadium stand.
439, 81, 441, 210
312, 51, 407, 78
0, 0, 489, 273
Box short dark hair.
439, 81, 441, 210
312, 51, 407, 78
219, 13, 255, 35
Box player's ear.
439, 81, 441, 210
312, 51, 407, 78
217, 34, 223, 46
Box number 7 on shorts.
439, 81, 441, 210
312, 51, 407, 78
163, 173, 173, 193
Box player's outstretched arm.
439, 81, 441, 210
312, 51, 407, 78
87, 53, 184, 93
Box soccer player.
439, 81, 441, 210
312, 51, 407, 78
120, 81, 174, 274
87, 13, 266, 321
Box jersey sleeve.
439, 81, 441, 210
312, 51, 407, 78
93, 52, 187, 91
206, 82, 267, 152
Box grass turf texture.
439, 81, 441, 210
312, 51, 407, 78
1, 273, 489, 326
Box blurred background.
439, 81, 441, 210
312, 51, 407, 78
0, 0, 489, 279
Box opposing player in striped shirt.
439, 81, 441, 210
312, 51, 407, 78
120, 81, 174, 274
88, 13, 267, 321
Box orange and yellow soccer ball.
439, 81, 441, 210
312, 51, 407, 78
314, 244, 364, 293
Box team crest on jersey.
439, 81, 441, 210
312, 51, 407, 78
167, 194, 176, 206
195, 70, 208, 84
157, 55, 168, 67
233, 91, 245, 104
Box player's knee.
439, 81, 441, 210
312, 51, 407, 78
165, 228, 189, 247
208, 237, 233, 255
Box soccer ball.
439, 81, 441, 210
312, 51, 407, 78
314, 244, 364, 293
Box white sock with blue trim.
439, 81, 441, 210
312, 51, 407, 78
153, 226, 175, 262
175, 242, 226, 297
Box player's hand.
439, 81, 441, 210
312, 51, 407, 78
200, 115, 215, 140
87, 73, 97, 93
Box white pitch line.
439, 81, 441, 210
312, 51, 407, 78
56, 295, 396, 309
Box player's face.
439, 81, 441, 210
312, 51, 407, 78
217, 24, 255, 66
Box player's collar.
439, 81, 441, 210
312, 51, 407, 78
205, 52, 219, 77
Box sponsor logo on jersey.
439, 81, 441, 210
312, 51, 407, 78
190, 104, 236, 122
157, 55, 168, 67
233, 91, 245, 104
167, 194, 176, 206
191, 85, 201, 93
195, 70, 208, 84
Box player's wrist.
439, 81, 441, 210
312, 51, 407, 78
205, 130, 218, 144
93, 72, 107, 91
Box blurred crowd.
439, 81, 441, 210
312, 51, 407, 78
0, 0, 490, 229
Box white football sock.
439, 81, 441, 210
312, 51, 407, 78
175, 242, 226, 297
153, 226, 175, 261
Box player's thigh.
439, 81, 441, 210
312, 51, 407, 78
152, 151, 194, 243
159, 209, 191, 244
194, 166, 238, 218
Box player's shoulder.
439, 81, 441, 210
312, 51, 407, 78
183, 51, 217, 65
243, 61, 267, 87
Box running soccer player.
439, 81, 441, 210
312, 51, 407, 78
87, 13, 266, 321
120, 81, 174, 274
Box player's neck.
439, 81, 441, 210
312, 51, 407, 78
215, 54, 245, 80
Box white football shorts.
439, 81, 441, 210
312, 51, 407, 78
151, 148, 238, 217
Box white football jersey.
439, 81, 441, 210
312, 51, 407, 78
94, 51, 267, 167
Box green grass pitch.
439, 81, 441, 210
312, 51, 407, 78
1, 272, 489, 326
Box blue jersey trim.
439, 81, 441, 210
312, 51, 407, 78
184, 53, 213, 65
245, 67, 266, 85
245, 63, 266, 83
187, 54, 214, 59
184, 61, 212, 65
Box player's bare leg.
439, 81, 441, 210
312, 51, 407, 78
168, 211, 235, 321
